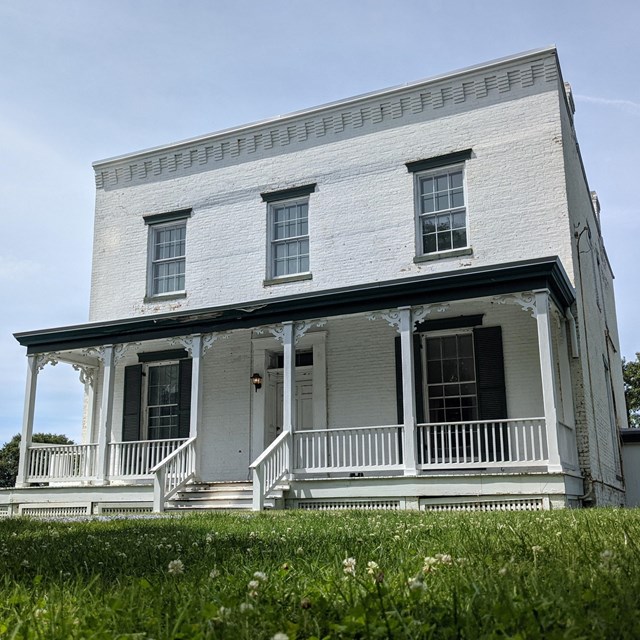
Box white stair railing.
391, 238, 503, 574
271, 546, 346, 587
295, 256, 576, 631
27, 444, 98, 483
417, 418, 547, 469
150, 436, 196, 512
249, 431, 291, 511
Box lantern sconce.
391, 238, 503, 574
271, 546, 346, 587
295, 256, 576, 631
250, 373, 263, 391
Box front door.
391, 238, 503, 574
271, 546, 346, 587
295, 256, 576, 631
266, 367, 313, 447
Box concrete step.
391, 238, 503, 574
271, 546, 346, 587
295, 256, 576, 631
167, 480, 255, 511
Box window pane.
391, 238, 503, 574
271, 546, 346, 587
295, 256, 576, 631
449, 171, 463, 188
420, 176, 433, 195
427, 359, 441, 383
426, 339, 441, 359
452, 212, 466, 229
435, 175, 448, 192
421, 195, 435, 214
442, 359, 458, 383
436, 214, 451, 231
423, 233, 437, 254
451, 189, 464, 208
437, 233, 452, 251
452, 229, 467, 249
422, 216, 436, 234
436, 193, 449, 210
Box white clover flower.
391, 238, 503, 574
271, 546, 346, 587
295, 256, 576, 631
343, 557, 356, 576
253, 571, 267, 581
436, 553, 452, 565
205, 533, 214, 543
408, 575, 426, 591
272, 633, 289, 640
366, 561, 379, 575
498, 566, 508, 576
239, 602, 254, 613
296, 547, 304, 555
531, 545, 543, 554
423, 557, 438, 572
34, 608, 47, 618
601, 549, 614, 560
168, 559, 184, 575
209, 568, 220, 579
248, 580, 260, 590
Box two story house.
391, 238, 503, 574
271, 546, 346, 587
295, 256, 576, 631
1, 47, 628, 516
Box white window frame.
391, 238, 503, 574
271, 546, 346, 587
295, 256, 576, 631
267, 196, 310, 280
147, 220, 187, 297
143, 361, 181, 441
414, 163, 469, 257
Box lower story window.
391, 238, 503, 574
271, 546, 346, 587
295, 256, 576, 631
146, 363, 180, 440
425, 333, 477, 423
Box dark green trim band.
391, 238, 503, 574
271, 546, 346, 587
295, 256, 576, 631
15, 257, 575, 354
143, 208, 193, 225
405, 149, 473, 173
138, 349, 188, 363
260, 184, 316, 202
415, 314, 484, 333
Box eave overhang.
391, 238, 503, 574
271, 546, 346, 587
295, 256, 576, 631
15, 257, 574, 354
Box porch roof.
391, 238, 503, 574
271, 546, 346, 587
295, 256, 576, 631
15, 256, 574, 354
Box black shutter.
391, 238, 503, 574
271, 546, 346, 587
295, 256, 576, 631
473, 326, 507, 420
177, 359, 192, 438
394, 335, 425, 424
122, 365, 142, 442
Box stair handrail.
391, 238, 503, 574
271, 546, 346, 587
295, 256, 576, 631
151, 436, 197, 512
249, 431, 291, 511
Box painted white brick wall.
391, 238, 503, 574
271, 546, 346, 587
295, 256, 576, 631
89, 89, 572, 323
559, 95, 626, 504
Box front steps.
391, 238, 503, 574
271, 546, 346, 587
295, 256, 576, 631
167, 481, 254, 511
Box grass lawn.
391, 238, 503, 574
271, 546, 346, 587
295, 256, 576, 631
1, 508, 639, 639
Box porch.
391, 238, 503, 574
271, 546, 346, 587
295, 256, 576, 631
6, 259, 583, 513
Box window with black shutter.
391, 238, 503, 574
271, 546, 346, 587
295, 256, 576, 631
122, 358, 192, 441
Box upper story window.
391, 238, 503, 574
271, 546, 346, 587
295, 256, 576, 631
261, 184, 316, 282
406, 150, 472, 259
143, 208, 192, 298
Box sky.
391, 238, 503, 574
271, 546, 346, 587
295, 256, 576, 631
0, 0, 639, 447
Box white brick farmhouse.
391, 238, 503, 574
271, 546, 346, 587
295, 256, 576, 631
1, 47, 628, 516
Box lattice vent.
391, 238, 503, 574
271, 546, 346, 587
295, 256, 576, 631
100, 506, 153, 515
421, 498, 544, 512
0, 507, 10, 518
298, 500, 400, 511
21, 506, 89, 517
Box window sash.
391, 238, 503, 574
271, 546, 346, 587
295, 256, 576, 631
424, 333, 478, 424
150, 223, 186, 295
145, 363, 180, 440
416, 165, 468, 255
269, 199, 309, 277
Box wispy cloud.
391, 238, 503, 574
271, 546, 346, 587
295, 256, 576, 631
574, 94, 640, 116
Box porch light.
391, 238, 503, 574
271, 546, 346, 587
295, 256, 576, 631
251, 373, 263, 391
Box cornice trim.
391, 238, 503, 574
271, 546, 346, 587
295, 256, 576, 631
92, 49, 559, 190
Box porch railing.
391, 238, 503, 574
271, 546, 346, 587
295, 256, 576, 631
250, 431, 291, 511
26, 444, 98, 483
109, 438, 187, 480
293, 425, 404, 473
417, 418, 548, 469
151, 436, 197, 512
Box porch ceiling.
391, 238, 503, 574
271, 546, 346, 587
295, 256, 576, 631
15, 256, 574, 354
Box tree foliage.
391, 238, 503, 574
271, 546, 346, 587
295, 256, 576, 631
623, 353, 640, 428
0, 433, 74, 488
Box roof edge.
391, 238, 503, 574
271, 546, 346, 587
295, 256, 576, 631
92, 46, 557, 169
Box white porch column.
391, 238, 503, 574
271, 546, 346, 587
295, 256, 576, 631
534, 290, 562, 471
189, 334, 203, 439
16, 354, 38, 488
96, 345, 115, 485
282, 321, 296, 434
189, 334, 203, 479
399, 307, 418, 476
